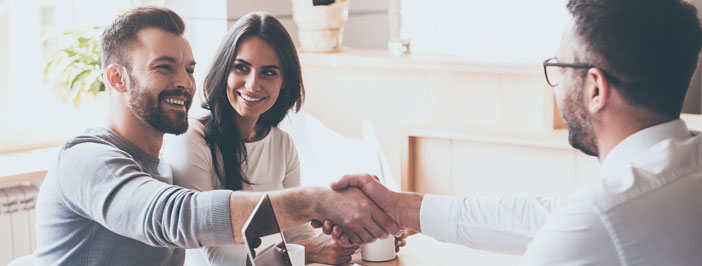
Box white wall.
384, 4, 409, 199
0, 6, 8, 143
171, 0, 572, 66
400, 0, 702, 113
4, 0, 46, 151
404, 0, 570, 63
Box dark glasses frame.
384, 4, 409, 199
542, 57, 594, 87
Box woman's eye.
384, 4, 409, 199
235, 64, 249, 72
186, 68, 195, 74
262, 70, 278, 77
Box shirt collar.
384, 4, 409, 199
600, 119, 691, 178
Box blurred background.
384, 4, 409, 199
1, 1, 702, 264
1, 0, 700, 153
0, 0, 568, 151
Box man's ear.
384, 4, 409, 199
584, 68, 610, 114
105, 64, 128, 93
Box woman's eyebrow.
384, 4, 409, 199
235, 59, 280, 70
234, 59, 252, 66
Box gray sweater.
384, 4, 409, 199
33, 128, 235, 266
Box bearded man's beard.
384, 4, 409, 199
126, 73, 190, 135
560, 79, 599, 157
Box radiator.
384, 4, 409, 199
0, 184, 38, 266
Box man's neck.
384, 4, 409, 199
109, 113, 164, 158
595, 110, 675, 162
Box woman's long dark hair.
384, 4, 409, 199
200, 12, 304, 191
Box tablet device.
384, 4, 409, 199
242, 194, 292, 266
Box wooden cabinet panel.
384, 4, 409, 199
410, 137, 452, 195
403, 131, 600, 199
450, 140, 578, 197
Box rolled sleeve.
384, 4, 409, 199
207, 190, 236, 245
419, 194, 561, 255
420, 194, 462, 244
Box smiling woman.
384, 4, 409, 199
227, 37, 284, 126
161, 11, 371, 266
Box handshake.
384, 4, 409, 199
311, 173, 422, 247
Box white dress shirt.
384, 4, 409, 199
420, 119, 702, 265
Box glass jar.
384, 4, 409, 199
388, 0, 410, 56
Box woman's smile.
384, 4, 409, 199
238, 91, 266, 102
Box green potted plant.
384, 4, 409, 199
44, 26, 104, 107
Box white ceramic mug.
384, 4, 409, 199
285, 243, 305, 266
361, 236, 396, 262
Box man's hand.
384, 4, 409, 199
295, 234, 357, 265
330, 174, 400, 222
328, 174, 424, 245
312, 219, 352, 246
314, 186, 401, 245
395, 229, 408, 252
232, 186, 403, 246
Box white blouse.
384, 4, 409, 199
163, 119, 315, 266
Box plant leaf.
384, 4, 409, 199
72, 90, 81, 108
88, 76, 104, 93
69, 69, 91, 94
44, 26, 105, 108
47, 55, 80, 82
61, 48, 78, 58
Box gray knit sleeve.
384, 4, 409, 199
56, 142, 235, 248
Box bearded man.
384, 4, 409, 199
33, 7, 398, 266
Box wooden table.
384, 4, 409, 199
309, 234, 521, 266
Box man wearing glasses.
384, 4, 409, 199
328, 0, 702, 265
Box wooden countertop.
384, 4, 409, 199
310, 233, 521, 266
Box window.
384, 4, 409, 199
0, 0, 162, 153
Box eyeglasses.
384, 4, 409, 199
542, 57, 594, 87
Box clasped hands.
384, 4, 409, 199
312, 174, 405, 249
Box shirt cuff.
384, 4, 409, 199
208, 190, 235, 245
420, 194, 462, 244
